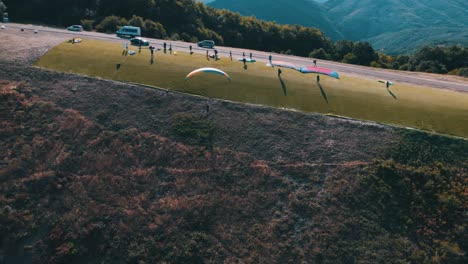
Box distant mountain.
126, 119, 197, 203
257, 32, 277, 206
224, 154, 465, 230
209, 0, 343, 40
325, 0, 467, 50
210, 0, 468, 54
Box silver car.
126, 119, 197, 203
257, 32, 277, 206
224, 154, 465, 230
67, 25, 83, 32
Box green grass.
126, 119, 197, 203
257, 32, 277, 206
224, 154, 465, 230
35, 39, 468, 138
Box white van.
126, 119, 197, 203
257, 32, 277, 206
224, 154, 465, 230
116, 26, 141, 38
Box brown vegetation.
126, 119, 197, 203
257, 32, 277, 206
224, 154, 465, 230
0, 29, 466, 263
1, 79, 466, 263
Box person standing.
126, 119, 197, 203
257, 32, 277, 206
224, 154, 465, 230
313, 60, 317, 67
278, 68, 282, 77
249, 53, 252, 60
269, 54, 272, 63
163, 42, 167, 53
316, 75, 320, 82
189, 45, 193, 54
229, 51, 232, 60
169, 43, 172, 54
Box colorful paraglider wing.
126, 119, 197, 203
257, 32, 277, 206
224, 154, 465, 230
299, 66, 339, 79
267, 61, 300, 71
185, 67, 231, 82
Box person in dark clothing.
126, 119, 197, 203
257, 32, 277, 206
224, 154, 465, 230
189, 45, 193, 54
313, 60, 317, 67
250, 53, 252, 60
316, 75, 320, 82
230, 51, 232, 60
278, 68, 282, 77
214, 49, 218, 60
163, 42, 167, 53
269, 55, 272, 63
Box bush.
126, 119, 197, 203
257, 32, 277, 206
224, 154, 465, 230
171, 114, 215, 147
457, 67, 468, 77
96, 16, 125, 33
309, 48, 329, 60
128, 15, 144, 29
80, 19, 95, 31
143, 20, 166, 39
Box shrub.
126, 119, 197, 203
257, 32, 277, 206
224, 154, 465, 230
457, 67, 468, 77
80, 19, 95, 31
96, 16, 125, 33
143, 20, 166, 39
171, 113, 215, 147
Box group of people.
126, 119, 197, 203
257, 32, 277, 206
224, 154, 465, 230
123, 41, 323, 81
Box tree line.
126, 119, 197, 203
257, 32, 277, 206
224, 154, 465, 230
3, 0, 467, 76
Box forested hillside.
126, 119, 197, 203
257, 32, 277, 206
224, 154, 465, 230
209, 0, 343, 40
209, 0, 468, 55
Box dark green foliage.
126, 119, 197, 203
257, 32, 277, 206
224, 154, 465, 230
351, 42, 378, 66
389, 130, 468, 166
458, 67, 468, 77
171, 113, 215, 147
95, 15, 126, 33
358, 160, 466, 263
80, 19, 95, 31
309, 48, 330, 60
143, 19, 166, 39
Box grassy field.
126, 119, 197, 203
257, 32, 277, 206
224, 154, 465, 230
35, 39, 468, 138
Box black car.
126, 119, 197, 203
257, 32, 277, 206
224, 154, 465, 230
130, 37, 149, 46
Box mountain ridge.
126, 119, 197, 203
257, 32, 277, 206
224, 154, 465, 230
209, 0, 468, 54
209, 0, 343, 40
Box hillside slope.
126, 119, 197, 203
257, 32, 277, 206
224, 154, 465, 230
0, 31, 467, 263
209, 0, 343, 40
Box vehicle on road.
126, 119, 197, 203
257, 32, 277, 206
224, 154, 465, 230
116, 26, 141, 38
130, 37, 149, 46
67, 25, 83, 32
197, 40, 215, 49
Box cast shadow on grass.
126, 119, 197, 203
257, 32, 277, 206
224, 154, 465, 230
386, 88, 397, 100
317, 82, 329, 104
278, 75, 287, 96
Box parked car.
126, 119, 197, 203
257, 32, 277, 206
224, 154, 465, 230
130, 37, 149, 46
116, 26, 141, 38
197, 40, 215, 48
67, 25, 83, 32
